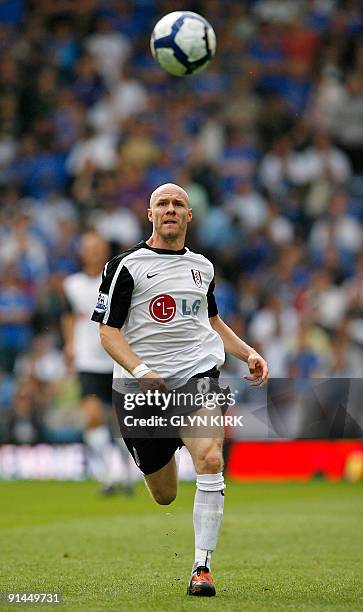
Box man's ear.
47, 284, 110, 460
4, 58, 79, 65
147, 208, 153, 222
187, 208, 193, 222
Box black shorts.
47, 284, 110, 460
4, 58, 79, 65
112, 366, 228, 475
79, 371, 113, 405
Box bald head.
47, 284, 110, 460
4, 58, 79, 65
147, 182, 192, 248
149, 183, 189, 208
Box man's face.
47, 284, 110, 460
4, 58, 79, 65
81, 233, 109, 268
148, 187, 192, 240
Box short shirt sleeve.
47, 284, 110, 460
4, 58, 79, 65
207, 277, 218, 318
91, 256, 134, 328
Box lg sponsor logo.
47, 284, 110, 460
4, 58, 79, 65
149, 295, 201, 322
149, 294, 176, 322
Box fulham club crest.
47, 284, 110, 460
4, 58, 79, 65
191, 269, 202, 288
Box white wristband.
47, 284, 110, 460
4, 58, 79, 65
132, 363, 151, 378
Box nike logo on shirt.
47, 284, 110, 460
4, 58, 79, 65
146, 272, 159, 278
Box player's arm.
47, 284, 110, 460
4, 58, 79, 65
99, 324, 144, 373
61, 283, 75, 367
61, 312, 75, 366
209, 315, 269, 386
99, 324, 166, 391
91, 259, 166, 391
206, 275, 268, 386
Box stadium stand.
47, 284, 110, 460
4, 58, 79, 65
1, 0, 363, 444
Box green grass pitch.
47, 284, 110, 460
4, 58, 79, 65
0, 479, 362, 611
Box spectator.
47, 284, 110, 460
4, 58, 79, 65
90, 201, 142, 250
66, 126, 118, 175
86, 15, 131, 87
287, 320, 328, 379
7, 379, 43, 444
178, 167, 210, 225
72, 52, 107, 107
227, 178, 268, 231
328, 322, 362, 378
15, 334, 66, 385
330, 73, 363, 172
309, 189, 363, 262
301, 130, 351, 185
0, 367, 15, 411
265, 198, 294, 245
46, 20, 79, 77
248, 293, 298, 358
305, 269, 348, 331
259, 135, 306, 197
221, 127, 259, 190
0, 211, 49, 285
0, 0, 363, 442
0, 269, 35, 372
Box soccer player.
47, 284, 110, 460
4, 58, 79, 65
91, 184, 269, 595
62, 230, 133, 494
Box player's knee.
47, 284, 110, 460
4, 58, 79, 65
196, 450, 223, 474
152, 490, 177, 505
82, 396, 105, 427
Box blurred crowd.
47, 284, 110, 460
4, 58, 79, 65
1, 0, 363, 443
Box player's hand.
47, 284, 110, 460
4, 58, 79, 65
139, 371, 168, 393
244, 352, 269, 387
64, 342, 74, 369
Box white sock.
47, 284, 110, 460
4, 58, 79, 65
174, 448, 180, 473
83, 425, 114, 486
193, 473, 225, 571
115, 437, 133, 486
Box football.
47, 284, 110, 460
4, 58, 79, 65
150, 11, 216, 77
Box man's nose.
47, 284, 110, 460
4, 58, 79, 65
166, 203, 176, 213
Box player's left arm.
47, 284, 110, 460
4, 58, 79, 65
209, 314, 269, 386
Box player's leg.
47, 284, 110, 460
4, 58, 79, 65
144, 453, 178, 505
101, 380, 135, 494
113, 387, 180, 501
82, 372, 135, 494
119, 431, 180, 505
113, 436, 134, 494
82, 393, 117, 493
181, 411, 225, 597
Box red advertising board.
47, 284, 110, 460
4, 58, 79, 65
227, 440, 363, 481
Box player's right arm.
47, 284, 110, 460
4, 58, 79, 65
99, 324, 166, 391
98, 324, 144, 373
61, 311, 75, 367
61, 279, 76, 368
91, 257, 166, 391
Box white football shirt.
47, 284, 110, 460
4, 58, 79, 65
91, 242, 225, 386
64, 272, 113, 373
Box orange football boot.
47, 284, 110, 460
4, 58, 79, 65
187, 566, 216, 597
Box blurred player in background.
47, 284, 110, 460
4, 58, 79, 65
62, 230, 133, 495
92, 184, 268, 595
